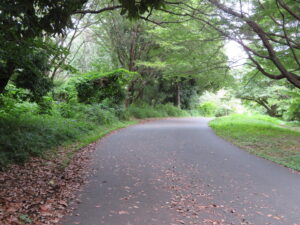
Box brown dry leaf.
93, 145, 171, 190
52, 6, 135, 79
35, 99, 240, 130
40, 204, 52, 211
0, 142, 97, 224
118, 210, 130, 215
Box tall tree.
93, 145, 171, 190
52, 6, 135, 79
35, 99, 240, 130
0, 0, 88, 93
138, 9, 231, 107
0, 0, 167, 93
152, 0, 300, 88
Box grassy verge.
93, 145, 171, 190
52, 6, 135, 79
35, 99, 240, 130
209, 114, 300, 171
0, 112, 137, 168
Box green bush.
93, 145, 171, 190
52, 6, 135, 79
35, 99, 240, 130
197, 101, 218, 116
127, 103, 162, 119
37, 95, 53, 114
4, 84, 32, 101
0, 94, 39, 116
75, 69, 138, 104
0, 96, 121, 168
285, 91, 300, 121
57, 102, 119, 125
0, 113, 92, 168
215, 106, 234, 117
156, 103, 189, 117
52, 81, 78, 103
127, 102, 189, 119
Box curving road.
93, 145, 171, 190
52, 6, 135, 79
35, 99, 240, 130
61, 118, 300, 225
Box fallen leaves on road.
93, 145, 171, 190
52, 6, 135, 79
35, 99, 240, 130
118, 210, 130, 215
0, 142, 96, 224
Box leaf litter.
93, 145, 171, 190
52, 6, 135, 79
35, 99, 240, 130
0, 142, 97, 225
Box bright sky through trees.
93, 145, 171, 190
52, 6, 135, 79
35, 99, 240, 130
225, 41, 247, 68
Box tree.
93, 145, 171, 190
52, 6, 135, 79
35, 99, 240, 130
208, 0, 300, 88
89, 11, 162, 106
0, 0, 88, 93
0, 0, 167, 94
154, 0, 300, 88
236, 75, 290, 117
138, 9, 232, 107
75, 2, 233, 108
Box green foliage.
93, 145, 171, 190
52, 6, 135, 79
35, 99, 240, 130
19, 214, 32, 224
197, 102, 218, 117
3, 84, 32, 101
37, 96, 53, 114
235, 72, 290, 117
88, 9, 232, 109
0, 99, 123, 168
139, 77, 200, 109
0, 113, 90, 167
0, 90, 192, 169
157, 103, 190, 117
215, 107, 234, 117
13, 49, 53, 101
52, 80, 78, 103
119, 0, 164, 18
56, 102, 119, 125
145, 13, 232, 91
285, 91, 300, 121
0, 0, 87, 36
3, 82, 53, 115
0, 93, 39, 116
0, 0, 87, 93
197, 90, 246, 117
206, 0, 300, 87
127, 102, 189, 119
75, 69, 138, 104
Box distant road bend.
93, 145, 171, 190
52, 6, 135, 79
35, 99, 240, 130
61, 118, 300, 225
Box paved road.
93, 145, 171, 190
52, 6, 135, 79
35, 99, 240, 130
61, 118, 300, 225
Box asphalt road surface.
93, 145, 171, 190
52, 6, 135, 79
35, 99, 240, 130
60, 118, 300, 225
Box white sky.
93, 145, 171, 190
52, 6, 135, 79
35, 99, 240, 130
225, 40, 248, 68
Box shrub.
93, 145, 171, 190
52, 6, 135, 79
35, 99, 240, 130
197, 101, 218, 116
285, 91, 300, 121
215, 106, 234, 117
127, 103, 162, 119
75, 69, 138, 105
37, 96, 53, 114
0, 114, 92, 168
57, 102, 118, 125
156, 103, 189, 117
127, 102, 189, 119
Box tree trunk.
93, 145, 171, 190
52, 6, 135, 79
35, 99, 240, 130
0, 77, 10, 94
176, 82, 181, 109
0, 61, 15, 93
125, 81, 135, 108
266, 105, 281, 117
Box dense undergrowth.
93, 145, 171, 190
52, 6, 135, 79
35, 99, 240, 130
210, 114, 300, 171
0, 68, 197, 169
0, 99, 190, 168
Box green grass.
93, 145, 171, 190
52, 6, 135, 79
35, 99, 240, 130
209, 114, 300, 171
0, 112, 135, 168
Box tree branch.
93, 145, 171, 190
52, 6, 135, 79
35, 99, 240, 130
74, 5, 122, 14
